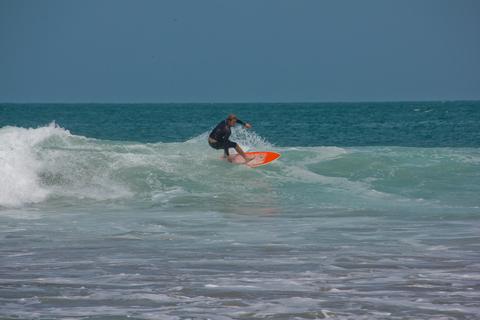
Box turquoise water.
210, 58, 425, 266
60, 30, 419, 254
2, 101, 480, 147
1, 102, 480, 319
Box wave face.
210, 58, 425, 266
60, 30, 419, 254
1, 123, 479, 212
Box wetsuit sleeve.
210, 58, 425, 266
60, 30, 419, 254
236, 119, 246, 126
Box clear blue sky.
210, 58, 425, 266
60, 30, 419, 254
1, 0, 479, 103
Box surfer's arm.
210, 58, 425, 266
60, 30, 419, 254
236, 119, 252, 128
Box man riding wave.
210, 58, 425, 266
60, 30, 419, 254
208, 114, 254, 162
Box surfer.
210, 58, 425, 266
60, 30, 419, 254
208, 114, 254, 162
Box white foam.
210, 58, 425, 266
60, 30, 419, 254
0, 123, 69, 207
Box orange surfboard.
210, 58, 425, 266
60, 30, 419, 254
230, 151, 281, 168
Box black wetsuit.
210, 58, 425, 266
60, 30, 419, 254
208, 119, 245, 156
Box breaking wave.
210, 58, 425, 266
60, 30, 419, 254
1, 123, 479, 212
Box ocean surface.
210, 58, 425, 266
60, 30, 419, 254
1, 101, 479, 319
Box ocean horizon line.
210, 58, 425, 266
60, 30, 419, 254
1, 99, 480, 105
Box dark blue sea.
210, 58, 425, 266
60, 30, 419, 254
1, 102, 480, 319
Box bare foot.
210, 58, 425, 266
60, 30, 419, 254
244, 156, 255, 163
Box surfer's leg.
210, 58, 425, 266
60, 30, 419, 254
224, 147, 237, 162
209, 139, 233, 162
234, 144, 254, 162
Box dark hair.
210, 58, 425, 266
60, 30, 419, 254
227, 114, 237, 121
